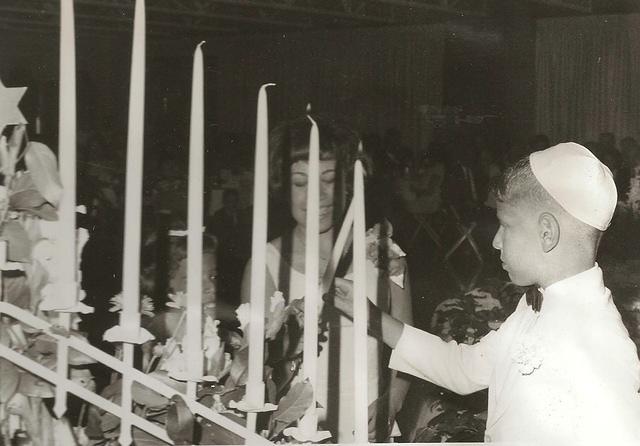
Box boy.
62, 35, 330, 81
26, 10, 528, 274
332, 143, 640, 443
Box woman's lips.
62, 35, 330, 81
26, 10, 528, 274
304, 207, 333, 217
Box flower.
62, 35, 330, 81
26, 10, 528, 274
202, 316, 221, 360
265, 291, 286, 340
270, 291, 285, 313
166, 291, 187, 309
364, 222, 408, 289
109, 293, 155, 317
512, 335, 545, 375
235, 302, 251, 332
365, 222, 407, 264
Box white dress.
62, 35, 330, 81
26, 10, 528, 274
265, 241, 384, 442
389, 265, 640, 444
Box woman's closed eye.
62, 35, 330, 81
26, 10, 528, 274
321, 170, 336, 183
291, 173, 307, 188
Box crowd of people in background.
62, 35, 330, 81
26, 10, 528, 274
75, 124, 640, 319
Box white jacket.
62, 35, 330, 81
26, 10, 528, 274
389, 265, 640, 444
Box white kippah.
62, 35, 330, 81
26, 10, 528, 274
529, 142, 617, 231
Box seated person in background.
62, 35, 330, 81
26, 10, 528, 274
396, 149, 445, 217
330, 142, 640, 444
597, 132, 624, 183
443, 140, 479, 222
207, 188, 245, 306
619, 136, 640, 201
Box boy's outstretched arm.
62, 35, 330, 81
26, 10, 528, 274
331, 277, 497, 395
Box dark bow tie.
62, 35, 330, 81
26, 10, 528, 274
526, 287, 543, 313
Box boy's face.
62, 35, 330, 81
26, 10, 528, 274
493, 200, 541, 286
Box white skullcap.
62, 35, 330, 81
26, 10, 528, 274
529, 142, 617, 231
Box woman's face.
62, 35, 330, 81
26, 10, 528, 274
290, 159, 337, 233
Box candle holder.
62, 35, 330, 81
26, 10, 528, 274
39, 281, 94, 314
228, 399, 277, 413
103, 321, 154, 344
282, 426, 332, 443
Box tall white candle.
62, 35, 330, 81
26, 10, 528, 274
352, 153, 368, 442
246, 83, 275, 414
185, 41, 205, 395
57, 0, 77, 309
121, 0, 146, 337
299, 116, 320, 436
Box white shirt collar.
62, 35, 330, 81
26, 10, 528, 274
539, 263, 607, 313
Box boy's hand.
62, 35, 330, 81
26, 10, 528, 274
330, 278, 355, 319
329, 277, 405, 349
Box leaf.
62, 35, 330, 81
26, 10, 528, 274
133, 426, 166, 445
206, 340, 226, 378
228, 346, 248, 387
4, 273, 32, 309
0, 358, 20, 402
100, 392, 122, 436
24, 141, 63, 207
84, 404, 105, 439
18, 369, 55, 397
9, 189, 47, 211
23, 202, 58, 221
269, 380, 313, 438
132, 370, 186, 408
220, 385, 245, 408
265, 367, 277, 404
1, 220, 31, 262
199, 413, 245, 445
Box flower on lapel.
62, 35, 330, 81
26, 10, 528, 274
512, 335, 545, 375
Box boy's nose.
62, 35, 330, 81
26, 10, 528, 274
492, 230, 502, 250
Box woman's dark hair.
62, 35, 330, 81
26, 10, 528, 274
268, 114, 365, 218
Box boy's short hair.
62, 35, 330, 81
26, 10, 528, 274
494, 156, 553, 208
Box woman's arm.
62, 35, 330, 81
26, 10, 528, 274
239, 259, 277, 308
385, 263, 413, 434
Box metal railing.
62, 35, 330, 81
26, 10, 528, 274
0, 301, 272, 445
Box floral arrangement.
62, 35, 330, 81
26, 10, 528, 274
0, 124, 98, 445
82, 285, 318, 445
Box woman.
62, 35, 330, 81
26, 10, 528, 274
240, 115, 412, 442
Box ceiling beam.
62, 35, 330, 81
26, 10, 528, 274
371, 0, 489, 17
206, 0, 396, 24
0, 6, 239, 34
527, 0, 592, 13
74, 0, 311, 29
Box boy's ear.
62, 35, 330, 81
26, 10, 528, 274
538, 212, 560, 253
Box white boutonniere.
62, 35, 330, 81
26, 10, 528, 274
512, 335, 545, 375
